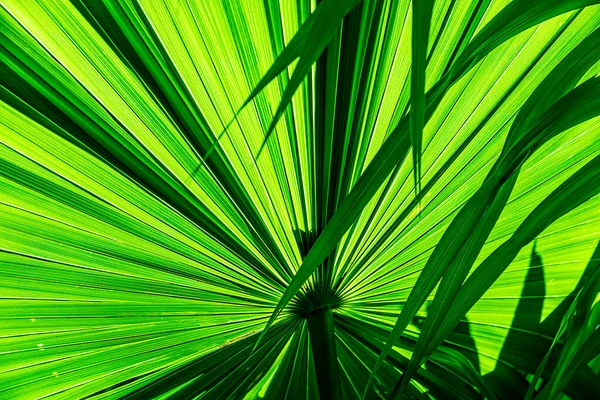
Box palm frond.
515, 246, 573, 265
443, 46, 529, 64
1, 0, 599, 399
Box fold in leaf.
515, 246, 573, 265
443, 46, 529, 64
409, 0, 434, 197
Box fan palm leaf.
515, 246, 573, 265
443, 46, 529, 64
1, 0, 599, 399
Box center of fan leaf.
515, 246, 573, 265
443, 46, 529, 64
291, 287, 342, 316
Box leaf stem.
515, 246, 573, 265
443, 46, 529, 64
306, 307, 342, 399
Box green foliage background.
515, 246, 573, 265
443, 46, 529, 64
1, 0, 599, 399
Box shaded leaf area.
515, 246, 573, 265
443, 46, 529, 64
484, 245, 545, 399
1, 0, 600, 398
336, 308, 599, 400
335, 314, 484, 399
388, 153, 600, 398
530, 241, 600, 399
484, 244, 600, 400
413, 307, 481, 379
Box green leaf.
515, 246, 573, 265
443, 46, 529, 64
523, 243, 598, 400
257, 116, 411, 348
538, 244, 600, 399
387, 29, 600, 395
410, 0, 434, 196
538, 330, 600, 399
426, 150, 600, 372
208, 0, 363, 157
447, 0, 600, 84
263, 4, 600, 364
2, 0, 600, 398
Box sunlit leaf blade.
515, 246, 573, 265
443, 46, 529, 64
446, 0, 600, 83
219, 0, 362, 156
258, 0, 364, 151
